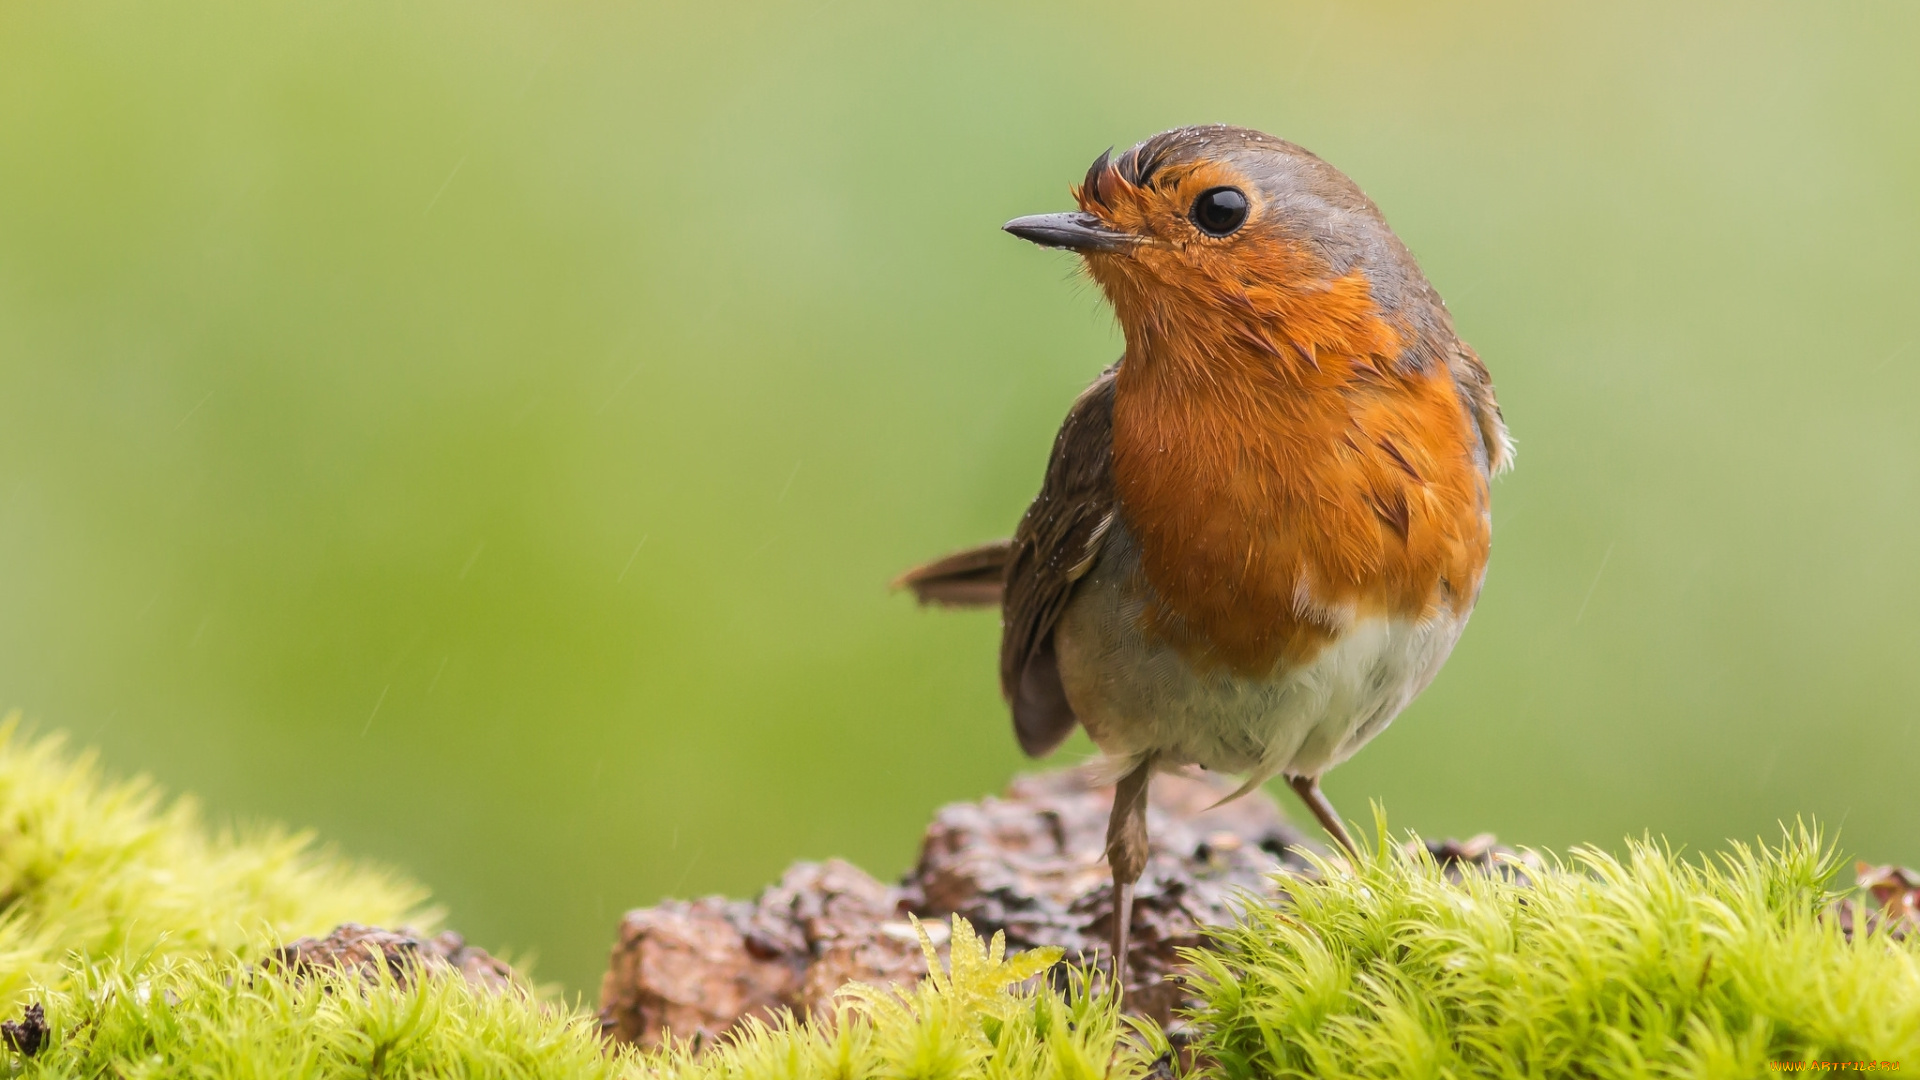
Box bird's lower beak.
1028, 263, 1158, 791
1002, 212, 1135, 253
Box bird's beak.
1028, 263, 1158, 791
1002, 212, 1135, 254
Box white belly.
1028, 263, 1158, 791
1053, 521, 1466, 781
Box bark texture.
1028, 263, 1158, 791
264, 923, 518, 991
599, 765, 1320, 1049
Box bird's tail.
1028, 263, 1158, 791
892, 539, 1013, 607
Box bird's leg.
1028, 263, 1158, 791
1104, 756, 1153, 1000
1287, 774, 1360, 858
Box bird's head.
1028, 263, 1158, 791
1005, 125, 1450, 373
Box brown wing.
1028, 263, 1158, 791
999, 366, 1118, 758
893, 540, 1012, 607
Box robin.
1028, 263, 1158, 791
897, 125, 1511, 990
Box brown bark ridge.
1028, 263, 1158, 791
598, 765, 1321, 1049
262, 923, 518, 992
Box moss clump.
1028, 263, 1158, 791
17, 914, 1136, 1080
0, 717, 1914, 1077
0, 716, 426, 1006
0, 720, 1148, 1078
1188, 822, 1920, 1077
30, 957, 619, 1078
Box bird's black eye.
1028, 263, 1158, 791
1191, 187, 1249, 237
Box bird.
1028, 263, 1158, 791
896, 124, 1511, 994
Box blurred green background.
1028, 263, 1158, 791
2, 0, 1917, 995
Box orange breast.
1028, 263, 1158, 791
1109, 287, 1492, 677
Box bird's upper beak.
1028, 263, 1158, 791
1002, 211, 1136, 254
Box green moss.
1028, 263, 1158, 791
28, 958, 622, 1079
1187, 819, 1920, 1077
0, 720, 1913, 1078
14, 910, 1139, 1080
0, 716, 426, 1005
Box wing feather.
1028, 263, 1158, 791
999, 366, 1119, 757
